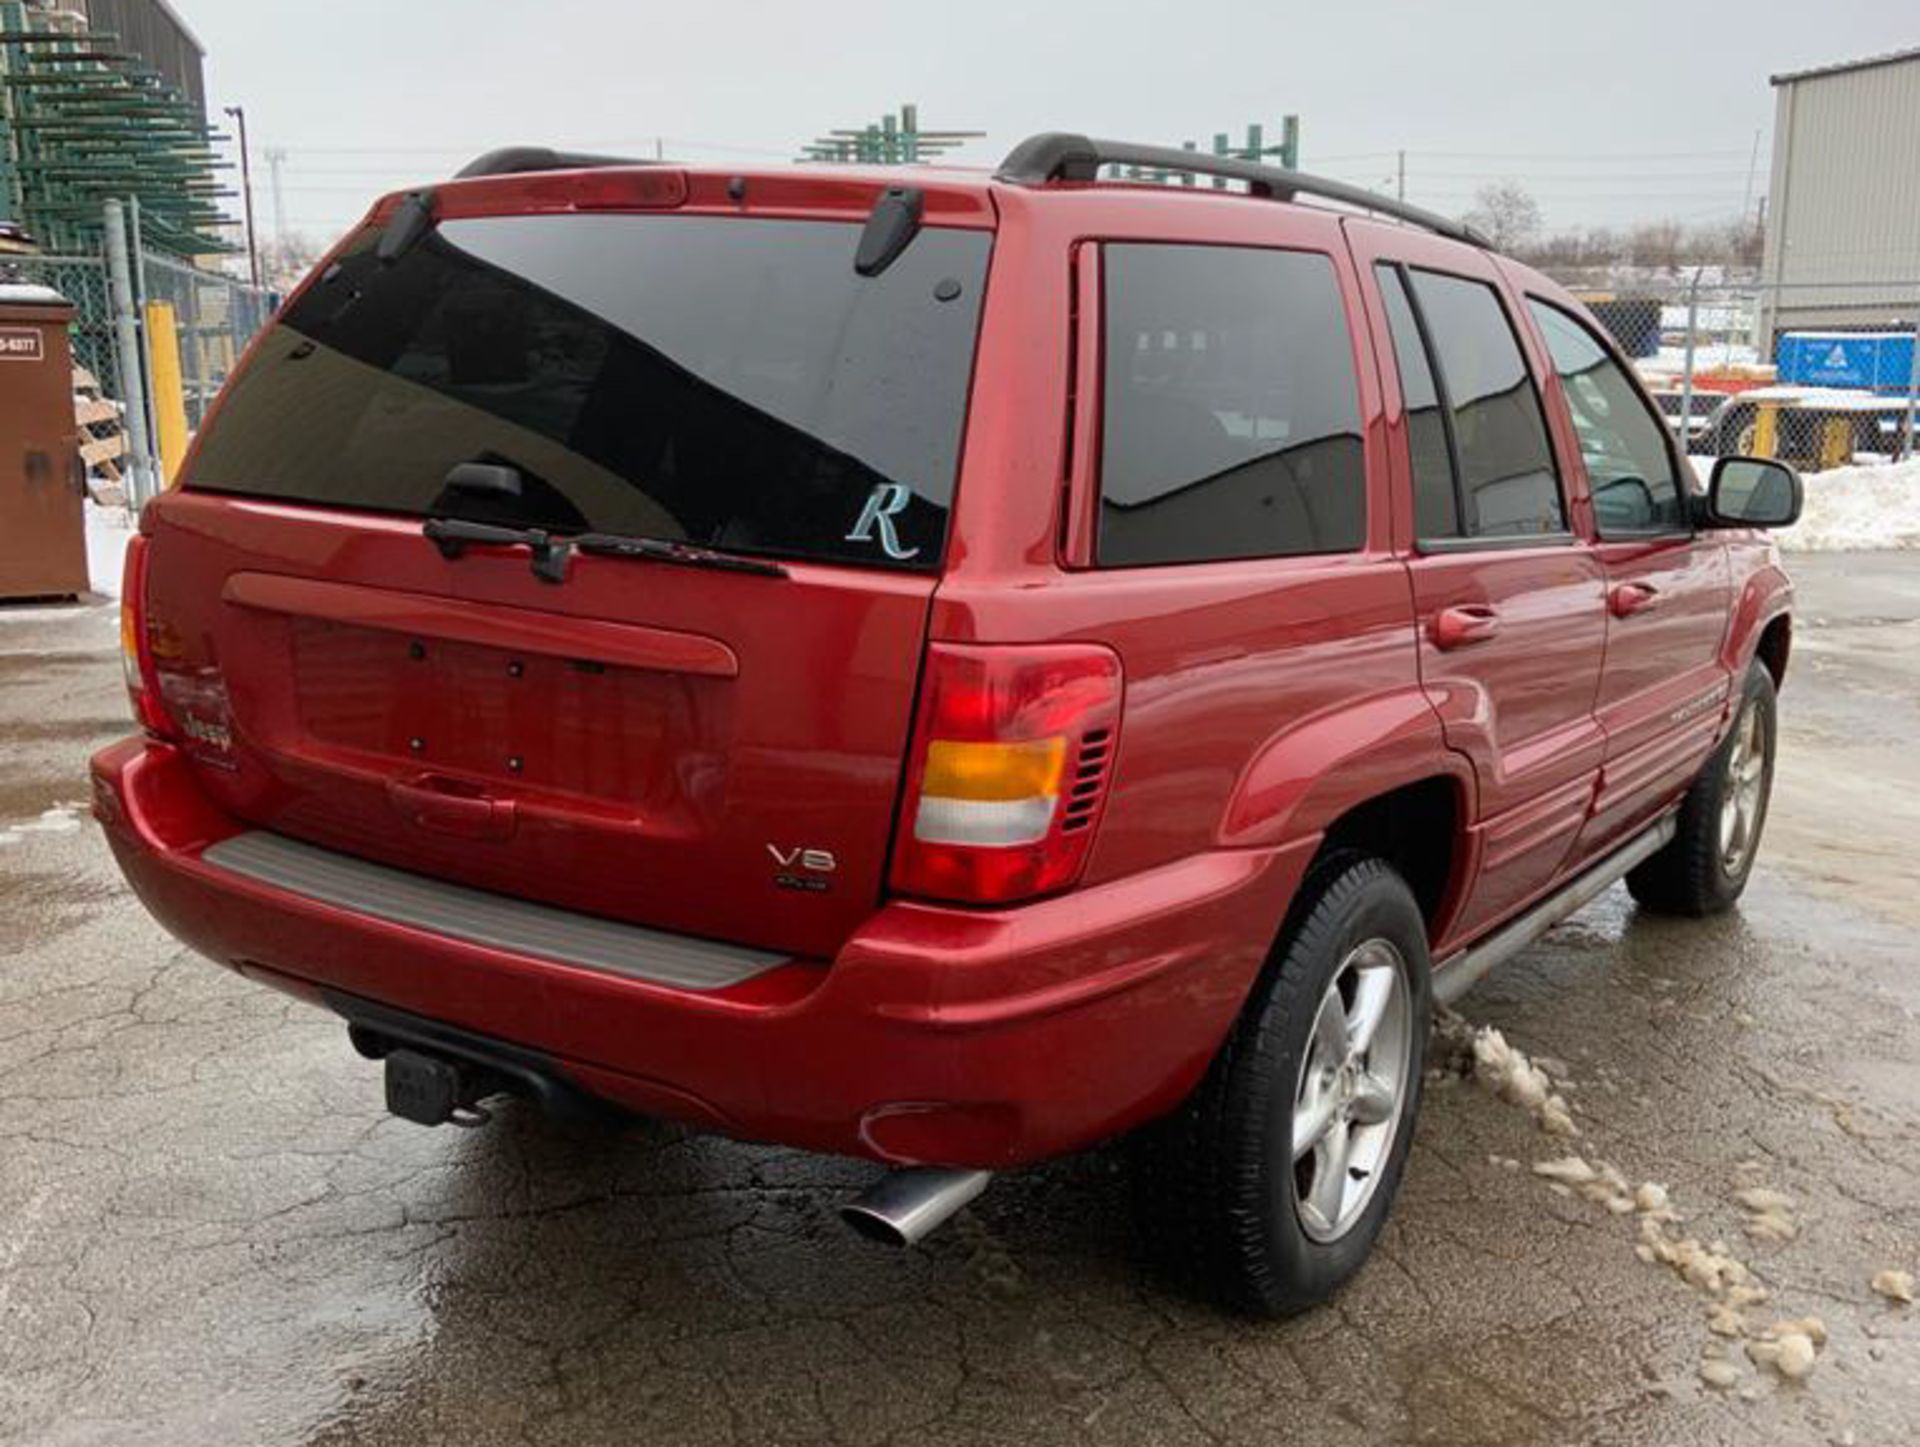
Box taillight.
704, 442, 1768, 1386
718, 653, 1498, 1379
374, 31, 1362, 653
891, 643, 1122, 905
119, 535, 172, 737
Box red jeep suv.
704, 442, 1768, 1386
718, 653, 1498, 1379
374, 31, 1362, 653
94, 135, 1801, 1314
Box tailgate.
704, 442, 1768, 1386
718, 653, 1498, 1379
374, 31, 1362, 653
144, 194, 991, 960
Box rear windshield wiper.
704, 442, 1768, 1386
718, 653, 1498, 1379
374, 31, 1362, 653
573, 533, 789, 578
423, 516, 787, 583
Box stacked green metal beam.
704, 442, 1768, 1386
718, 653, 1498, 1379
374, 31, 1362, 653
0, 1, 232, 256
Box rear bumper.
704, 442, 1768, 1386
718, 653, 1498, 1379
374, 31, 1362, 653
92, 738, 1308, 1167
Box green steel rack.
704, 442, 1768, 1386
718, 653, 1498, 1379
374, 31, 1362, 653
0, 1, 233, 257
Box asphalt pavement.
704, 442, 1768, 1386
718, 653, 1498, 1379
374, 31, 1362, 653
1, 552, 1915, 1446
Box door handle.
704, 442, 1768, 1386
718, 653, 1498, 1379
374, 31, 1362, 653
1609, 582, 1660, 618
1431, 604, 1500, 650
386, 773, 517, 840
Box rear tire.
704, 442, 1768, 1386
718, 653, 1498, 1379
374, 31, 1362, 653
1137, 854, 1431, 1316
1626, 661, 1777, 917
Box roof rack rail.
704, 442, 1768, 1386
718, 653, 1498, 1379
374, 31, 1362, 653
454, 146, 656, 180
995, 132, 1490, 249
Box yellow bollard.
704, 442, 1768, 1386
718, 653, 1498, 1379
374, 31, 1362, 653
143, 301, 189, 487
1818, 415, 1852, 471
1751, 402, 1778, 460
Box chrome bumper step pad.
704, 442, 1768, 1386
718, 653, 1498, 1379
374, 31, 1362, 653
201, 830, 785, 992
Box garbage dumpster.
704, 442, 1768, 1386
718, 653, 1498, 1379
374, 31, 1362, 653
0, 282, 89, 600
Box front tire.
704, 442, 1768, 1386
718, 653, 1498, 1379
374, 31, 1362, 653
1626, 661, 1778, 916
1140, 854, 1432, 1316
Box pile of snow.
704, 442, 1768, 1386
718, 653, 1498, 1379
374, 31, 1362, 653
1781, 458, 1920, 553
1646, 342, 1762, 373
84, 500, 135, 599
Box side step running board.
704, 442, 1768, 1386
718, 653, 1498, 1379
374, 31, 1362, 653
1431, 813, 1678, 1007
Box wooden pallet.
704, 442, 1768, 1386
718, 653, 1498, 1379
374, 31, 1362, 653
72, 366, 126, 482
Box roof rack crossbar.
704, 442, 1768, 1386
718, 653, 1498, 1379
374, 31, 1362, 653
994, 133, 1490, 249
454, 146, 657, 180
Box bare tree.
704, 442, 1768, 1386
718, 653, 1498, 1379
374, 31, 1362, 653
1462, 181, 1542, 252
1626, 220, 1684, 271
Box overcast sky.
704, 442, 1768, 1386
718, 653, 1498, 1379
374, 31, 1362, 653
186, 0, 1912, 245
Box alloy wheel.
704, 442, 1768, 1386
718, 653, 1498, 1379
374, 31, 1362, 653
1718, 700, 1768, 876
1290, 938, 1414, 1243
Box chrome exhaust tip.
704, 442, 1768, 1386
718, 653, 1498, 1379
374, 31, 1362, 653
840, 1167, 992, 1247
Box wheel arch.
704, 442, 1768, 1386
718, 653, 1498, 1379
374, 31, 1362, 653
1722, 557, 1793, 689
1313, 776, 1466, 941
1218, 688, 1473, 950
1755, 613, 1791, 689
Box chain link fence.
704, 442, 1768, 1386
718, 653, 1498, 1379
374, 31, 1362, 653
5, 252, 120, 397
1535, 269, 1920, 471
3, 211, 274, 503
139, 251, 275, 430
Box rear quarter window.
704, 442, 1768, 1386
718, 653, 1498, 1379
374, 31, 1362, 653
1097, 243, 1366, 567
185, 213, 992, 571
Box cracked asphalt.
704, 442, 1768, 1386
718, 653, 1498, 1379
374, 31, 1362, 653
2, 554, 1916, 1446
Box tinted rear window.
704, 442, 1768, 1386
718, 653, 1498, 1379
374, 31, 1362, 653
185, 213, 992, 571
1098, 244, 1366, 567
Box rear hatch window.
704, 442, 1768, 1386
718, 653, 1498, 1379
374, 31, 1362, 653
186, 211, 991, 570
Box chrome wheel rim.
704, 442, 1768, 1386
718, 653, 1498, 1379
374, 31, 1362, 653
1718, 700, 1768, 876
1290, 938, 1413, 1243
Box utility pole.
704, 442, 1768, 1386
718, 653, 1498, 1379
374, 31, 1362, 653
265, 147, 288, 255
1396, 149, 1406, 203
223, 104, 261, 288
1740, 127, 1761, 235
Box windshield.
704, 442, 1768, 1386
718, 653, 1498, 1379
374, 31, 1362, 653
184, 211, 992, 571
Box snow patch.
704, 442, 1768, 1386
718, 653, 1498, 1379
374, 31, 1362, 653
1871, 1269, 1914, 1305
84, 501, 136, 600
1735, 1186, 1800, 1244
1747, 1319, 1825, 1381
1698, 1357, 1742, 1389
1442, 1018, 1579, 1137
1437, 1011, 1842, 1386
1780, 458, 1920, 553
0, 802, 87, 847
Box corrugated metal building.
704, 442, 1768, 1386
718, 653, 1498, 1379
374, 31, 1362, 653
73, 0, 207, 115
1760, 46, 1920, 342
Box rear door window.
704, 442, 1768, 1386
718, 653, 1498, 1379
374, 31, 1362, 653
1374, 265, 1457, 539
1404, 269, 1565, 541
1098, 243, 1366, 566
1527, 299, 1687, 534
184, 213, 992, 571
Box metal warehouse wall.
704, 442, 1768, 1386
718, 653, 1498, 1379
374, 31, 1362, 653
73, 0, 207, 115
1761, 49, 1920, 339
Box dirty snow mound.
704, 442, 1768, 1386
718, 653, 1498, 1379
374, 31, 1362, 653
1734, 1186, 1800, 1244
1436, 1011, 1844, 1388
1779, 458, 1920, 553
1439, 1018, 1579, 1136
85, 500, 136, 598
1871, 1268, 1914, 1304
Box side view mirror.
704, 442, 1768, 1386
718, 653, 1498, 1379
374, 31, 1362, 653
1702, 456, 1802, 529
